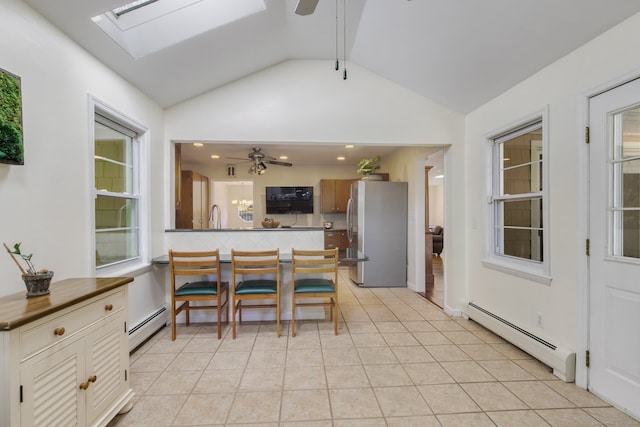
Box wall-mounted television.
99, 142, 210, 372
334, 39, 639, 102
265, 186, 314, 214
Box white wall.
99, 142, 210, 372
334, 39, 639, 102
464, 11, 640, 384
0, 0, 165, 310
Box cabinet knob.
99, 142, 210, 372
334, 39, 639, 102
105, 304, 113, 311
53, 327, 65, 336
79, 376, 97, 390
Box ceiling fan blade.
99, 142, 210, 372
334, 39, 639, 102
266, 160, 293, 167
294, 0, 319, 16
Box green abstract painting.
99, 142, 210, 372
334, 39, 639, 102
0, 68, 24, 165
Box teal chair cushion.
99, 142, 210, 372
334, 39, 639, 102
175, 281, 225, 296
294, 278, 335, 293
235, 279, 278, 295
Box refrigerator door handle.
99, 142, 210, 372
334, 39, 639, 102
346, 198, 353, 242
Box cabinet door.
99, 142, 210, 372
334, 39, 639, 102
320, 180, 336, 213
338, 231, 350, 249
21, 338, 86, 427
85, 315, 128, 425
334, 180, 354, 213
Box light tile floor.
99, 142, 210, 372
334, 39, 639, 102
108, 270, 640, 427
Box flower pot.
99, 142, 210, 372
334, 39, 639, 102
23, 271, 54, 298
361, 174, 382, 181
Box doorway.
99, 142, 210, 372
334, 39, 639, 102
588, 77, 640, 419
423, 149, 445, 308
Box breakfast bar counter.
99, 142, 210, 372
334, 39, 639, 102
163, 227, 325, 256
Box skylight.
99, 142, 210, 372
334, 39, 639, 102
92, 0, 267, 59
112, 0, 159, 17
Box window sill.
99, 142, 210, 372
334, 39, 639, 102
482, 258, 552, 285
97, 258, 153, 278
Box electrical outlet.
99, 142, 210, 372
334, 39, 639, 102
536, 312, 544, 329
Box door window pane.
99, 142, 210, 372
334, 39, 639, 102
611, 107, 640, 259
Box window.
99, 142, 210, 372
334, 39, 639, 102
484, 110, 550, 284
92, 100, 148, 272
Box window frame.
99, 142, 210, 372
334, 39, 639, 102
89, 96, 150, 276
482, 107, 552, 285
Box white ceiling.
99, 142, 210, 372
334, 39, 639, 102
22, 0, 640, 171
24, 0, 640, 113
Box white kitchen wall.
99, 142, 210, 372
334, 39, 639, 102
464, 11, 640, 387
0, 0, 165, 330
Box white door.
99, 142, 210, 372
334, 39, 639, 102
588, 77, 640, 419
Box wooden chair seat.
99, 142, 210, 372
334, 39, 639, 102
293, 278, 335, 293
175, 281, 222, 296
234, 279, 278, 295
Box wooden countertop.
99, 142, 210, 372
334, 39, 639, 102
0, 277, 133, 331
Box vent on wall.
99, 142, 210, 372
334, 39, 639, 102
465, 302, 576, 382
128, 306, 168, 351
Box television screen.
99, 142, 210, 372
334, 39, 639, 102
266, 186, 314, 214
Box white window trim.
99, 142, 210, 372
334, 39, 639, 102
482, 106, 552, 285
89, 95, 151, 277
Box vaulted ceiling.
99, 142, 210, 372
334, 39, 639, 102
23, 0, 640, 114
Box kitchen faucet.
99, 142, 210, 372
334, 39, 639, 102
209, 204, 221, 229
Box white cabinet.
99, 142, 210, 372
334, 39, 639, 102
0, 278, 134, 427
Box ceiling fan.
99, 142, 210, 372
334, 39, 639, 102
294, 0, 319, 15
227, 147, 292, 175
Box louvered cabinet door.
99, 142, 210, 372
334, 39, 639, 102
20, 339, 86, 427
84, 314, 128, 425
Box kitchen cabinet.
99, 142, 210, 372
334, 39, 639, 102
0, 278, 134, 427
320, 179, 356, 214
176, 170, 210, 229
324, 230, 350, 249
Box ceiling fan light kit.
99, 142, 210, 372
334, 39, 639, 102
227, 147, 292, 176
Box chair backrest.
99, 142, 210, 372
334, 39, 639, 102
231, 249, 280, 277
291, 248, 339, 280
168, 249, 222, 291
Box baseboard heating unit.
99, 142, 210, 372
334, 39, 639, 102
128, 306, 168, 351
465, 302, 576, 382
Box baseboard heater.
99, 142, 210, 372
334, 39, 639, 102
128, 306, 168, 352
466, 302, 576, 382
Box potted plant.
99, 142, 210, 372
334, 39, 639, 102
356, 155, 382, 180
4, 242, 53, 297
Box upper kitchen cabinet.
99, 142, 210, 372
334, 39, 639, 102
321, 179, 356, 214
176, 170, 210, 229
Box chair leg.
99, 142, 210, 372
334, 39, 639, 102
291, 296, 296, 337
185, 301, 190, 326
171, 301, 177, 341
276, 296, 281, 338
232, 297, 237, 339
333, 298, 338, 336
217, 301, 222, 340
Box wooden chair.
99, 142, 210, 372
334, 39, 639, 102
291, 247, 339, 336
168, 249, 229, 340
230, 249, 281, 339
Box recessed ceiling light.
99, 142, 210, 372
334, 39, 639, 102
193, 142, 203, 147
337, 156, 346, 161
345, 145, 354, 149
279, 156, 288, 160
211, 155, 220, 159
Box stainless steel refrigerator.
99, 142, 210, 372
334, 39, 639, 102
347, 180, 408, 287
